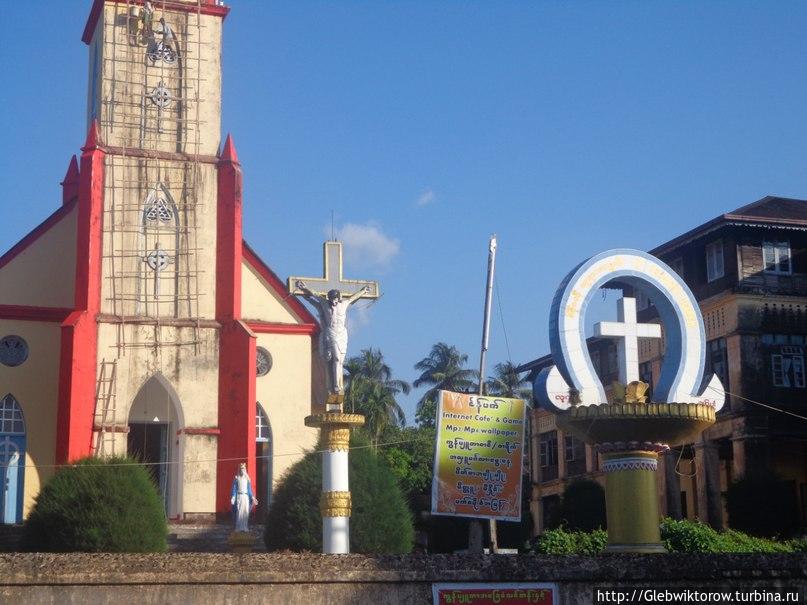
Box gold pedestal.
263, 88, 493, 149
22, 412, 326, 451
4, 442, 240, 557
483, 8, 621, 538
602, 450, 666, 553
228, 531, 256, 554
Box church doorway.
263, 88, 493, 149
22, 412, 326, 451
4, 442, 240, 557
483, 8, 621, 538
255, 403, 272, 520
0, 394, 25, 525
127, 375, 184, 518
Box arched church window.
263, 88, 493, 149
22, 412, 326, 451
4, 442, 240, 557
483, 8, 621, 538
138, 185, 180, 316
0, 336, 28, 368
256, 404, 270, 442
255, 403, 273, 512
0, 394, 25, 434
256, 347, 273, 377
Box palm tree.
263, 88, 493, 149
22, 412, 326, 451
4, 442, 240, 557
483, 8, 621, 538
343, 348, 410, 446
413, 342, 477, 427
345, 348, 411, 397
486, 361, 532, 401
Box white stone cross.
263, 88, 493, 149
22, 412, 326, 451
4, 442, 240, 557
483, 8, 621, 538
287, 241, 379, 299
593, 297, 662, 384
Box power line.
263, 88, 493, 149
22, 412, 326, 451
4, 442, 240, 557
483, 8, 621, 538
15, 434, 434, 471
707, 385, 807, 422
494, 276, 512, 364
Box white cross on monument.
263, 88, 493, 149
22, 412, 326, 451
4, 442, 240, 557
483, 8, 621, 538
287, 240, 380, 299
593, 297, 662, 384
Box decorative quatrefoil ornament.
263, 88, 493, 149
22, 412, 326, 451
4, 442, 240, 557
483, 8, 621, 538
144, 197, 173, 223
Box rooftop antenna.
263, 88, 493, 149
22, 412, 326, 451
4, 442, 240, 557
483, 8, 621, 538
331, 209, 335, 241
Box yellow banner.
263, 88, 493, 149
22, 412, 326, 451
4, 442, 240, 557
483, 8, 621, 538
431, 390, 526, 521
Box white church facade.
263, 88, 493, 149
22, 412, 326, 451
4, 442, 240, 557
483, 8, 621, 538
0, 0, 323, 523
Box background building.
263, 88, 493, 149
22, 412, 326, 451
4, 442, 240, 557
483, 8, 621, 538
0, 0, 322, 525
520, 196, 807, 534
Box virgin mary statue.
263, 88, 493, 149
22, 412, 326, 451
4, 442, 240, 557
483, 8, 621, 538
230, 462, 258, 532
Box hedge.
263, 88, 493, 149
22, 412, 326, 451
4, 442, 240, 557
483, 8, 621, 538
264, 434, 414, 553
529, 519, 798, 554
22, 456, 167, 552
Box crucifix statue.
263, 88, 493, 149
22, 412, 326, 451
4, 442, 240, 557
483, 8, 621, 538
593, 296, 662, 385
289, 241, 379, 397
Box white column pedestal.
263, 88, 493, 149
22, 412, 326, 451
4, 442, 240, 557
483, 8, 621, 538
323, 516, 350, 554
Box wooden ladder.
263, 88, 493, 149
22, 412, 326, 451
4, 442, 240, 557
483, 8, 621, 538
93, 360, 118, 457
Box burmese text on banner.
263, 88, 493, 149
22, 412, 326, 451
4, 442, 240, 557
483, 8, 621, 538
431, 390, 526, 521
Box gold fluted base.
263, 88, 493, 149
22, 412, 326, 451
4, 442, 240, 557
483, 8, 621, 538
228, 531, 256, 554
320, 491, 352, 517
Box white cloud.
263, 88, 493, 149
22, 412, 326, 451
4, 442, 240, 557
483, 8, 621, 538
347, 303, 372, 334
415, 189, 436, 207
333, 222, 400, 270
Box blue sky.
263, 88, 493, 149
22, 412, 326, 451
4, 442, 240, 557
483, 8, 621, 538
2, 2, 806, 422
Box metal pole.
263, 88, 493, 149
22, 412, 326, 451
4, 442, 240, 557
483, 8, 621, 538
478, 235, 497, 389
471, 235, 499, 554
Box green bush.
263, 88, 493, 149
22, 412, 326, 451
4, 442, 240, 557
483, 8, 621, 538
725, 474, 799, 538
22, 456, 167, 552
264, 434, 414, 553
531, 527, 608, 554
660, 518, 791, 553
560, 479, 606, 531
787, 538, 807, 553
660, 517, 723, 553
529, 520, 796, 555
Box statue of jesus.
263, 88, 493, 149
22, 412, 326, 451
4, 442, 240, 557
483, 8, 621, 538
296, 280, 369, 394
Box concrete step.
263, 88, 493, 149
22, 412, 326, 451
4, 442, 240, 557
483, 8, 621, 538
0, 524, 24, 552
167, 523, 266, 553
0, 523, 266, 553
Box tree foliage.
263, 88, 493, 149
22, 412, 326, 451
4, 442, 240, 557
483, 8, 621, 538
265, 433, 414, 553
413, 342, 477, 427
378, 425, 436, 501
344, 348, 410, 445
486, 361, 532, 400
22, 456, 167, 552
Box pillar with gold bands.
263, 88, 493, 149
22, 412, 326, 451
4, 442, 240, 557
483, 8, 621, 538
305, 394, 364, 554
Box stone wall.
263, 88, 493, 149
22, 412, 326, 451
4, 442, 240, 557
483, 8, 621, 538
1, 553, 805, 604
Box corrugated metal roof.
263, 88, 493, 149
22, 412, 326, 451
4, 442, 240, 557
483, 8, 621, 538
651, 196, 807, 256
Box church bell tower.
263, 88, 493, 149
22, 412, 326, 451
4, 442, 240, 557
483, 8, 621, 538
57, 0, 250, 519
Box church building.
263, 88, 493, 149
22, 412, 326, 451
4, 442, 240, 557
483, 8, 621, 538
0, 0, 323, 524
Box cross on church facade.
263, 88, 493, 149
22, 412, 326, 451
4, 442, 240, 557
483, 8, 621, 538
143, 241, 173, 297
287, 240, 380, 299
593, 297, 661, 384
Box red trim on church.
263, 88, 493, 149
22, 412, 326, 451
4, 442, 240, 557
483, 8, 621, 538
242, 242, 319, 327
0, 198, 78, 271
61, 155, 80, 207
216, 134, 242, 322
246, 321, 318, 335
181, 427, 221, 436
56, 123, 105, 464
83, 0, 230, 45
216, 321, 257, 514
0, 306, 73, 323
215, 134, 257, 513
